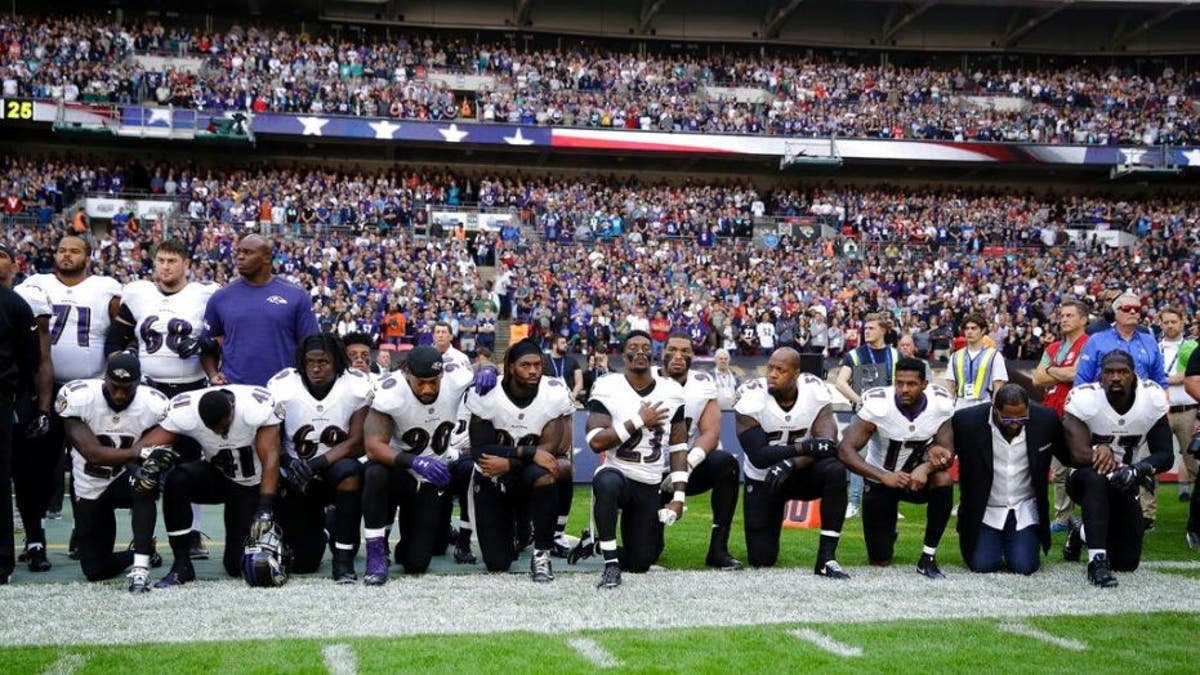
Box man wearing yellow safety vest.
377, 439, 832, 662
944, 313, 1008, 411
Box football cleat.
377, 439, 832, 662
705, 551, 744, 571
189, 531, 211, 561
1187, 531, 1200, 551
153, 562, 196, 589
916, 554, 946, 580
1087, 553, 1118, 588
1063, 521, 1083, 562
597, 563, 622, 590
127, 566, 151, 594
567, 529, 597, 565
332, 551, 357, 585
815, 559, 850, 580
453, 542, 477, 565
530, 549, 555, 583
551, 533, 575, 559
25, 543, 51, 572
363, 537, 389, 586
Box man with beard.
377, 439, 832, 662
736, 347, 848, 577
16, 235, 122, 571
572, 331, 688, 589
839, 358, 956, 578
466, 339, 573, 580
1062, 350, 1172, 587
658, 332, 742, 570
268, 334, 373, 582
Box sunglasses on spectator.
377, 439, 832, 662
1116, 305, 1140, 314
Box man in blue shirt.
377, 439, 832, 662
202, 235, 319, 387
1074, 294, 1166, 387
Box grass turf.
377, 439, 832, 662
3, 612, 1195, 674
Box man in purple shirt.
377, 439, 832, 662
202, 235, 319, 386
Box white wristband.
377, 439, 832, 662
686, 447, 707, 469
614, 422, 631, 443
668, 471, 689, 485
672, 491, 687, 504
630, 415, 646, 431
667, 442, 688, 455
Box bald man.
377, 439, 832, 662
202, 235, 319, 387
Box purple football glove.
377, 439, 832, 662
410, 456, 451, 487
473, 365, 498, 396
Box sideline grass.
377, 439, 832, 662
3, 612, 1194, 674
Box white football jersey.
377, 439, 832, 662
160, 385, 283, 486
734, 374, 832, 482
370, 362, 473, 479
13, 282, 52, 318
660, 369, 718, 445
465, 376, 575, 463
441, 346, 472, 372
56, 379, 169, 500
1065, 379, 1170, 465
268, 368, 374, 460
19, 273, 121, 383
122, 280, 217, 383
857, 384, 955, 478
589, 373, 686, 485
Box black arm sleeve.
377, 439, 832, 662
1143, 416, 1176, 473
737, 425, 797, 470
1188, 348, 1200, 377
468, 417, 520, 459
105, 304, 137, 355
587, 399, 610, 416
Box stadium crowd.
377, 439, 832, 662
3, 159, 1200, 369
3, 15, 1199, 144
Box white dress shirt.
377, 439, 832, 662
984, 420, 1038, 530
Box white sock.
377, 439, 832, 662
364, 528, 386, 539
922, 545, 937, 557
1088, 548, 1107, 562
191, 504, 203, 531
133, 553, 151, 569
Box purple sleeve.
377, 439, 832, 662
204, 289, 224, 338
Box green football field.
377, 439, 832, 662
4, 484, 1200, 674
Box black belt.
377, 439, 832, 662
1170, 404, 1198, 413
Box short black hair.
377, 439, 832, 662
895, 357, 927, 381
993, 383, 1029, 408
342, 332, 375, 350
665, 331, 692, 344
622, 330, 652, 349
57, 234, 91, 257
198, 389, 234, 428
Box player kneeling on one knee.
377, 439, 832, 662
268, 334, 373, 583
839, 357, 955, 579
465, 339, 574, 581
735, 347, 849, 578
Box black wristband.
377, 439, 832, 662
257, 494, 277, 512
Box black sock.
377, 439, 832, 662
924, 485, 954, 550
530, 484, 558, 551
709, 524, 731, 554
818, 534, 840, 562
556, 479, 573, 535
167, 534, 192, 568
334, 489, 361, 549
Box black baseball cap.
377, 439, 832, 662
406, 346, 444, 378
106, 352, 142, 383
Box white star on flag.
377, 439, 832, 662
298, 117, 330, 136
1181, 148, 1200, 166
368, 119, 401, 139
503, 128, 534, 146
1119, 148, 1146, 166
438, 123, 468, 143
147, 108, 173, 126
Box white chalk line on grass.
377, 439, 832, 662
1140, 560, 1200, 570
997, 623, 1088, 651
567, 638, 622, 668
41, 654, 86, 675
2, 564, 1199, 647
789, 629, 863, 657
322, 644, 358, 675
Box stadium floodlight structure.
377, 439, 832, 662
1109, 144, 1182, 180
780, 138, 843, 170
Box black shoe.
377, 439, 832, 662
597, 563, 621, 590
188, 531, 211, 561
916, 553, 946, 580
332, 552, 357, 585
67, 530, 79, 560
530, 549, 555, 583
815, 559, 850, 579
705, 550, 744, 571
25, 543, 51, 572
1087, 553, 1118, 588
567, 529, 596, 565
1063, 520, 1083, 562
1143, 518, 1156, 532
551, 534, 573, 559
453, 542, 477, 564
153, 562, 196, 589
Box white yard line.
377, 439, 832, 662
1, 565, 1198, 647
41, 654, 86, 675
1140, 560, 1200, 570
322, 644, 358, 675
997, 623, 1087, 651
567, 638, 622, 668
789, 629, 863, 657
